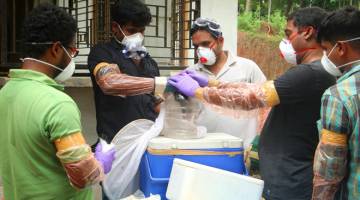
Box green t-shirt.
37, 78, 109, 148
0, 69, 93, 200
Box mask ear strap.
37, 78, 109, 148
340, 36, 360, 43
328, 43, 338, 57
61, 46, 72, 59
117, 24, 127, 38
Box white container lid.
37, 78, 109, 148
166, 159, 264, 200
148, 132, 243, 150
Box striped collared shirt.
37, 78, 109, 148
317, 64, 360, 199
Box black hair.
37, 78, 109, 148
317, 6, 360, 50
288, 7, 328, 31
22, 3, 77, 58
111, 0, 152, 27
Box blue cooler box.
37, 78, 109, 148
139, 133, 246, 200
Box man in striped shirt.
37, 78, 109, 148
312, 7, 360, 200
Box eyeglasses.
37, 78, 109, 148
192, 18, 221, 32
26, 41, 79, 58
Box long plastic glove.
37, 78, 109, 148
200, 82, 271, 110
168, 74, 200, 97
94, 63, 155, 96
95, 140, 116, 174
312, 130, 348, 200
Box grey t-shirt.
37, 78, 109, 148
187, 51, 266, 148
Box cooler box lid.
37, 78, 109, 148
166, 159, 263, 200
148, 132, 243, 150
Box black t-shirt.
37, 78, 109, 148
259, 61, 336, 200
87, 39, 160, 143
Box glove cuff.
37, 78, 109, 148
208, 79, 220, 87
194, 88, 204, 100
154, 76, 168, 95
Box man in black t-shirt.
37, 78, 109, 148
87, 0, 169, 199
88, 0, 166, 143
168, 7, 336, 200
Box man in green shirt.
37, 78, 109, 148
0, 3, 115, 199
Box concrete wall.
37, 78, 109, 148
64, 87, 98, 145
200, 0, 238, 54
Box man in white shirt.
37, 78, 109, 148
187, 18, 266, 148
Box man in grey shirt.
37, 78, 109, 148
187, 18, 266, 148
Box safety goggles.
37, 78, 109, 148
26, 42, 79, 58
192, 18, 221, 32
191, 18, 222, 38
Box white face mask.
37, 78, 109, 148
321, 37, 360, 77
279, 39, 297, 65
117, 24, 144, 51
196, 46, 216, 66
22, 46, 75, 82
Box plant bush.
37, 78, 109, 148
238, 9, 286, 38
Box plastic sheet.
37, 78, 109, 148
120, 190, 160, 200
56, 145, 91, 163
55, 133, 104, 189
62, 154, 104, 189
103, 107, 165, 199
94, 63, 155, 96
202, 82, 267, 110
312, 134, 348, 200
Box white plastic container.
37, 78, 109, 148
166, 159, 264, 200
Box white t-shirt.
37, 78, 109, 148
187, 51, 266, 148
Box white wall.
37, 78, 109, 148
65, 87, 98, 145
200, 0, 238, 54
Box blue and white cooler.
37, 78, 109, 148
139, 132, 247, 200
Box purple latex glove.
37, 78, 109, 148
168, 74, 200, 97
184, 69, 209, 87
95, 141, 115, 174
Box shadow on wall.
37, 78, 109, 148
237, 32, 291, 80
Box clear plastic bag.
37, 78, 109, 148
161, 93, 206, 139
103, 107, 165, 199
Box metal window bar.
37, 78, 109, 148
171, 0, 200, 67
0, 0, 200, 74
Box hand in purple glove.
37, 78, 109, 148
184, 69, 209, 87
168, 74, 200, 97
95, 140, 115, 174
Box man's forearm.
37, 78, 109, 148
312, 129, 348, 199
93, 62, 156, 96
195, 81, 280, 110
312, 174, 341, 200
97, 73, 155, 96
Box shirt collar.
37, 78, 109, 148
195, 51, 236, 78
9, 69, 64, 91
337, 63, 360, 83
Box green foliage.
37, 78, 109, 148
237, 12, 261, 33
237, 0, 359, 38
238, 9, 286, 38
269, 10, 286, 36
238, 0, 360, 18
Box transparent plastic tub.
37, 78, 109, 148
161, 93, 206, 139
